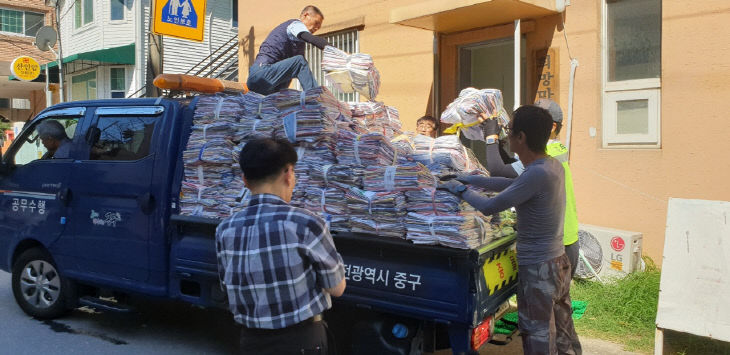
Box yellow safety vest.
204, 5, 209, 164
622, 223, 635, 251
546, 142, 579, 246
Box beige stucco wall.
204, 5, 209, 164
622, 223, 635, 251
237, 0, 435, 132
239, 1, 730, 264
547, 0, 730, 263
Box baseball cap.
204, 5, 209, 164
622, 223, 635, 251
534, 99, 563, 124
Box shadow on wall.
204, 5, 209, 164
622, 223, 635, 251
244, 26, 255, 70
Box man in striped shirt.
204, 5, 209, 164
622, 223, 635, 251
216, 138, 346, 354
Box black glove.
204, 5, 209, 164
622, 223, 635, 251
437, 180, 466, 196
439, 174, 473, 184
481, 118, 500, 137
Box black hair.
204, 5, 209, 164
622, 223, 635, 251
553, 121, 562, 135
510, 105, 553, 153
301, 5, 323, 18
239, 138, 298, 183
417, 115, 438, 125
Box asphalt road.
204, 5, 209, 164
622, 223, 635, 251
0, 271, 239, 354
1, 270, 639, 355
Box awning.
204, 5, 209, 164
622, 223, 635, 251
40, 43, 136, 70
390, 0, 560, 33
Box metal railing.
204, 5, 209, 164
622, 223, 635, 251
128, 33, 243, 98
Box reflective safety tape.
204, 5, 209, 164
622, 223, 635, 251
482, 248, 518, 296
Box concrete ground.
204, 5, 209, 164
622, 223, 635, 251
1, 270, 641, 354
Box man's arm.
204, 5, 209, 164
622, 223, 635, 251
325, 278, 346, 297
459, 173, 538, 215
288, 20, 329, 50
298, 32, 329, 50
459, 175, 514, 192
306, 225, 347, 297
214, 223, 228, 291
486, 143, 520, 178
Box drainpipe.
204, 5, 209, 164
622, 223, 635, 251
514, 19, 521, 111
55, 1, 64, 102
135, 0, 146, 97
208, 12, 213, 67
564, 58, 579, 155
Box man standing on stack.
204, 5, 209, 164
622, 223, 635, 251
480, 99, 580, 277
247, 6, 332, 95
216, 138, 346, 354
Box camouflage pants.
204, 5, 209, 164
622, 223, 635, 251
517, 254, 582, 355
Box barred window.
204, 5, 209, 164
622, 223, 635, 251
302, 29, 360, 102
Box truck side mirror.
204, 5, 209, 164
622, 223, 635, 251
85, 126, 101, 146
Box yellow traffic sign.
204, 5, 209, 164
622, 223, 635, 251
11, 56, 41, 81
152, 0, 207, 42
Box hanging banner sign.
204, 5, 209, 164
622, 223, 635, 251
10, 56, 41, 82
152, 0, 207, 42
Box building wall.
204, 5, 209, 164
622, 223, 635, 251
0, 0, 55, 121
533, 1, 730, 262
0, 0, 56, 64
238, 1, 730, 263
163, 0, 238, 75
237, 0, 435, 132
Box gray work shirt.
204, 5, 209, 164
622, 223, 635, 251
462, 157, 566, 265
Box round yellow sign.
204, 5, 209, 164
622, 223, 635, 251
10, 56, 41, 82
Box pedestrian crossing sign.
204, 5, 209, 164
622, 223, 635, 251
152, 0, 207, 42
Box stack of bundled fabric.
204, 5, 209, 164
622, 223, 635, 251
440, 87, 511, 141
336, 130, 398, 167
345, 188, 407, 238
322, 46, 381, 100
348, 102, 403, 138
362, 163, 436, 192
409, 135, 487, 174
180, 95, 245, 218
309, 164, 364, 188
274, 87, 350, 122
404, 211, 495, 249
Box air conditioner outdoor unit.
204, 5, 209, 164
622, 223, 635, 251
576, 224, 643, 280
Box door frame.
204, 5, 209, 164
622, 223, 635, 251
438, 21, 535, 117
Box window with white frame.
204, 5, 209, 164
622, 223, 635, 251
111, 0, 124, 21
71, 71, 97, 101
110, 68, 126, 98
75, 0, 94, 28
0, 8, 45, 36
302, 28, 360, 102
603, 0, 661, 147
231, 0, 238, 27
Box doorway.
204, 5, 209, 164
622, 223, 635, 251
453, 36, 526, 165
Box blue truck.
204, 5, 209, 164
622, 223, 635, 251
0, 98, 518, 354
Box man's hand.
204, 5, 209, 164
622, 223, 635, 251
437, 180, 466, 196
440, 173, 473, 184
478, 113, 500, 137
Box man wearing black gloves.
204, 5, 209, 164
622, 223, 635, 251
480, 99, 581, 277
439, 105, 581, 355
247, 6, 331, 95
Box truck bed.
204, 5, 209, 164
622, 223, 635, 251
169, 214, 517, 327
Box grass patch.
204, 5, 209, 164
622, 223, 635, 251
570, 257, 661, 353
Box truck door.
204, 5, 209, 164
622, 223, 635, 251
0, 108, 86, 271
67, 106, 164, 282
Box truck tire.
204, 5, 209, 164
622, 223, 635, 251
11, 248, 74, 319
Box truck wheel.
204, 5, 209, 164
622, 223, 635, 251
11, 248, 73, 319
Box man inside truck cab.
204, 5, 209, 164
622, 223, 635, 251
439, 106, 582, 355
36, 120, 71, 159
215, 138, 346, 355
246, 5, 333, 95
